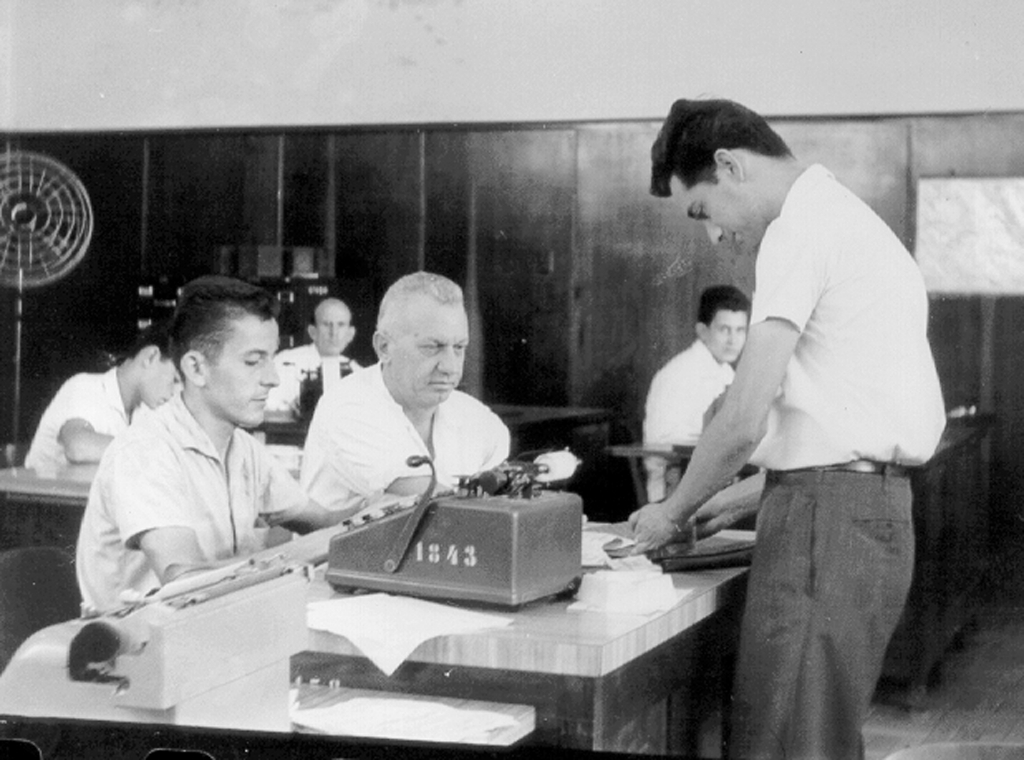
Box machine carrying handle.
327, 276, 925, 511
382, 455, 437, 574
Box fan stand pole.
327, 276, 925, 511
7, 267, 23, 465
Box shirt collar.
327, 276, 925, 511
781, 163, 833, 216
368, 361, 459, 432
693, 338, 735, 380
161, 393, 233, 463
101, 366, 129, 422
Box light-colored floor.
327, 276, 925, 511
864, 545, 1024, 760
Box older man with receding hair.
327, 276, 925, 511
300, 272, 510, 516
266, 297, 361, 414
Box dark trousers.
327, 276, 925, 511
728, 469, 914, 760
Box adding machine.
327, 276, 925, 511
325, 453, 584, 607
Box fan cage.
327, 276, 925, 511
0, 151, 94, 289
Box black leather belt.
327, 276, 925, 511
777, 460, 911, 478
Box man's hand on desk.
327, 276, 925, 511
692, 471, 764, 539
628, 500, 692, 554
629, 470, 764, 552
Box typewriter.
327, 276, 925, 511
325, 452, 583, 607
0, 555, 310, 731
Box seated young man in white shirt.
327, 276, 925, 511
300, 272, 510, 516
642, 284, 750, 501
77, 276, 345, 613
265, 297, 361, 415
24, 321, 180, 472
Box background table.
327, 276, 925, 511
0, 465, 94, 551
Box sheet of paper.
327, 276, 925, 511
581, 530, 659, 571
582, 530, 625, 567
307, 593, 512, 675
291, 695, 518, 742
568, 569, 689, 616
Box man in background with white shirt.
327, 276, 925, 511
642, 284, 749, 501
266, 297, 361, 415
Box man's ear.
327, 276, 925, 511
307, 324, 317, 343
713, 148, 745, 181
138, 344, 161, 367
372, 331, 389, 364
178, 349, 208, 388
696, 322, 711, 345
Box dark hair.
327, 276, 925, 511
698, 285, 750, 326
114, 320, 174, 364
171, 275, 279, 368
650, 98, 793, 196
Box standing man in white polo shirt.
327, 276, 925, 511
301, 272, 510, 516
77, 276, 344, 613
629, 99, 946, 760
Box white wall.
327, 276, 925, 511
3, 0, 1024, 131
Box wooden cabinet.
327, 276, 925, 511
881, 416, 993, 701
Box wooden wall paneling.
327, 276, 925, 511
908, 113, 1024, 539
909, 113, 1024, 181
574, 123, 717, 517
146, 133, 253, 280
926, 296, 983, 410
422, 132, 471, 294
421, 131, 476, 392
244, 135, 283, 250
771, 119, 911, 244
461, 129, 577, 408
282, 134, 327, 252
993, 297, 1024, 535
1, 134, 145, 447
576, 123, 709, 436
329, 131, 424, 366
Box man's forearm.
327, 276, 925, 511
693, 470, 764, 538
62, 430, 114, 463
662, 414, 762, 525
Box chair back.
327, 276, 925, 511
2, 442, 27, 468
0, 546, 80, 672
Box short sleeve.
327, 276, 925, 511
53, 375, 121, 433
101, 437, 196, 550
751, 216, 825, 333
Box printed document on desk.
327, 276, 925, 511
290, 691, 519, 742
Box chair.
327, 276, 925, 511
0, 546, 81, 672
606, 442, 695, 508
1, 442, 27, 468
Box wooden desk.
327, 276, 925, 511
0, 465, 95, 507
293, 542, 748, 755
0, 465, 95, 551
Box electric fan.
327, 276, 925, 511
0, 149, 94, 460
